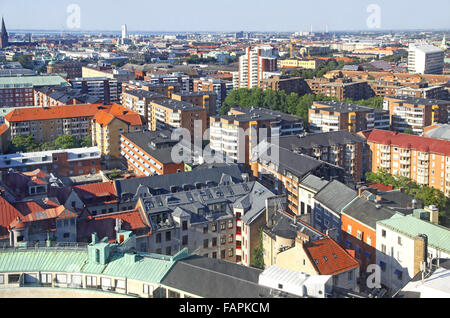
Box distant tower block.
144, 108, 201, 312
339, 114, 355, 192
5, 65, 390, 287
121, 24, 127, 39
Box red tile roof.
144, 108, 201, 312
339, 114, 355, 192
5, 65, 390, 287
367, 183, 395, 192
304, 237, 359, 275
0, 196, 24, 238
73, 181, 118, 205
366, 129, 450, 157
4, 103, 110, 122
0, 123, 8, 135
93, 104, 143, 126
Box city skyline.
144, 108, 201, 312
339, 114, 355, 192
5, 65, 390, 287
1, 0, 449, 33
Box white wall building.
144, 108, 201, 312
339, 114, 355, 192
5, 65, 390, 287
408, 43, 444, 75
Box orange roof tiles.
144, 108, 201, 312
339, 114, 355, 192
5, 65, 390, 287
0, 196, 23, 238
0, 123, 8, 135
73, 181, 118, 204
305, 237, 359, 275
93, 104, 143, 126
4, 103, 110, 122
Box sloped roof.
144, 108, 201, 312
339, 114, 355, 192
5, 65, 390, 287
377, 214, 450, 254
366, 129, 450, 157
0, 196, 23, 238
314, 180, 357, 214
304, 237, 359, 275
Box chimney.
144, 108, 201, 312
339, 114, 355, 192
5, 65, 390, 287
424, 205, 439, 225
91, 232, 98, 244
296, 231, 310, 246
293, 214, 298, 224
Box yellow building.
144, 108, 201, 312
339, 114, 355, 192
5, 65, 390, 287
278, 59, 318, 70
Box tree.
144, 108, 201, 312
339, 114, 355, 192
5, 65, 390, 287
403, 128, 413, 135
54, 135, 78, 149
250, 229, 265, 270
9, 135, 38, 153
80, 135, 92, 147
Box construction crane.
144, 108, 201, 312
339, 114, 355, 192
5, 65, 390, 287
289, 38, 302, 58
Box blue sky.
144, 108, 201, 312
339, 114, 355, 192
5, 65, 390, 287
1, 0, 449, 32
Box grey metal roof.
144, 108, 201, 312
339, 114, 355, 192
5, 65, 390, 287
299, 174, 330, 192
161, 255, 291, 298
314, 180, 357, 213
279, 130, 366, 151
122, 130, 178, 164
342, 197, 397, 229
114, 164, 244, 201
423, 124, 450, 141
264, 211, 324, 241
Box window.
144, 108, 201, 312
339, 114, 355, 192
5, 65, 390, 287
143, 284, 154, 295
221, 250, 225, 259
278, 284, 283, 289
166, 246, 171, 255
0, 275, 3, 284
203, 225, 208, 234
220, 222, 226, 230
382, 229, 386, 238
56, 274, 67, 284
63, 233, 70, 238
212, 223, 217, 232
212, 252, 217, 259
357, 230, 362, 240
220, 236, 226, 245
228, 220, 233, 229
398, 236, 402, 246
165, 231, 171, 242
228, 234, 233, 243
366, 236, 372, 246
228, 248, 234, 257
203, 239, 209, 248
381, 244, 386, 254
212, 237, 217, 247
182, 235, 188, 246
156, 233, 161, 243
347, 225, 352, 234
348, 271, 353, 281
41, 273, 52, 285
182, 221, 188, 231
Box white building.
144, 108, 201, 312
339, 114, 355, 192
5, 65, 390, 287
258, 266, 333, 298
238, 46, 278, 89
376, 214, 450, 292
121, 24, 127, 40
408, 43, 444, 74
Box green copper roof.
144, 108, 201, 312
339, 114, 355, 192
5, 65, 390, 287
0, 248, 183, 284
377, 214, 450, 254
0, 75, 70, 89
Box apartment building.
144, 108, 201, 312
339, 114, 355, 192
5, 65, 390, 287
149, 99, 208, 140
362, 129, 450, 196
278, 131, 370, 181
70, 77, 121, 104
0, 146, 101, 176
34, 86, 100, 106
383, 96, 450, 135
408, 43, 444, 75
309, 101, 390, 133
46, 60, 82, 79
328, 70, 450, 86
171, 91, 217, 116
0, 74, 70, 107
260, 75, 310, 95
91, 104, 144, 160
82, 64, 134, 82
278, 59, 318, 70
134, 177, 275, 266
4, 103, 109, 143
121, 89, 166, 128
144, 72, 192, 92
254, 143, 346, 215
120, 130, 185, 177
210, 107, 304, 165
394, 84, 448, 100
238, 46, 278, 89
306, 78, 373, 102
193, 77, 233, 112
376, 214, 450, 292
